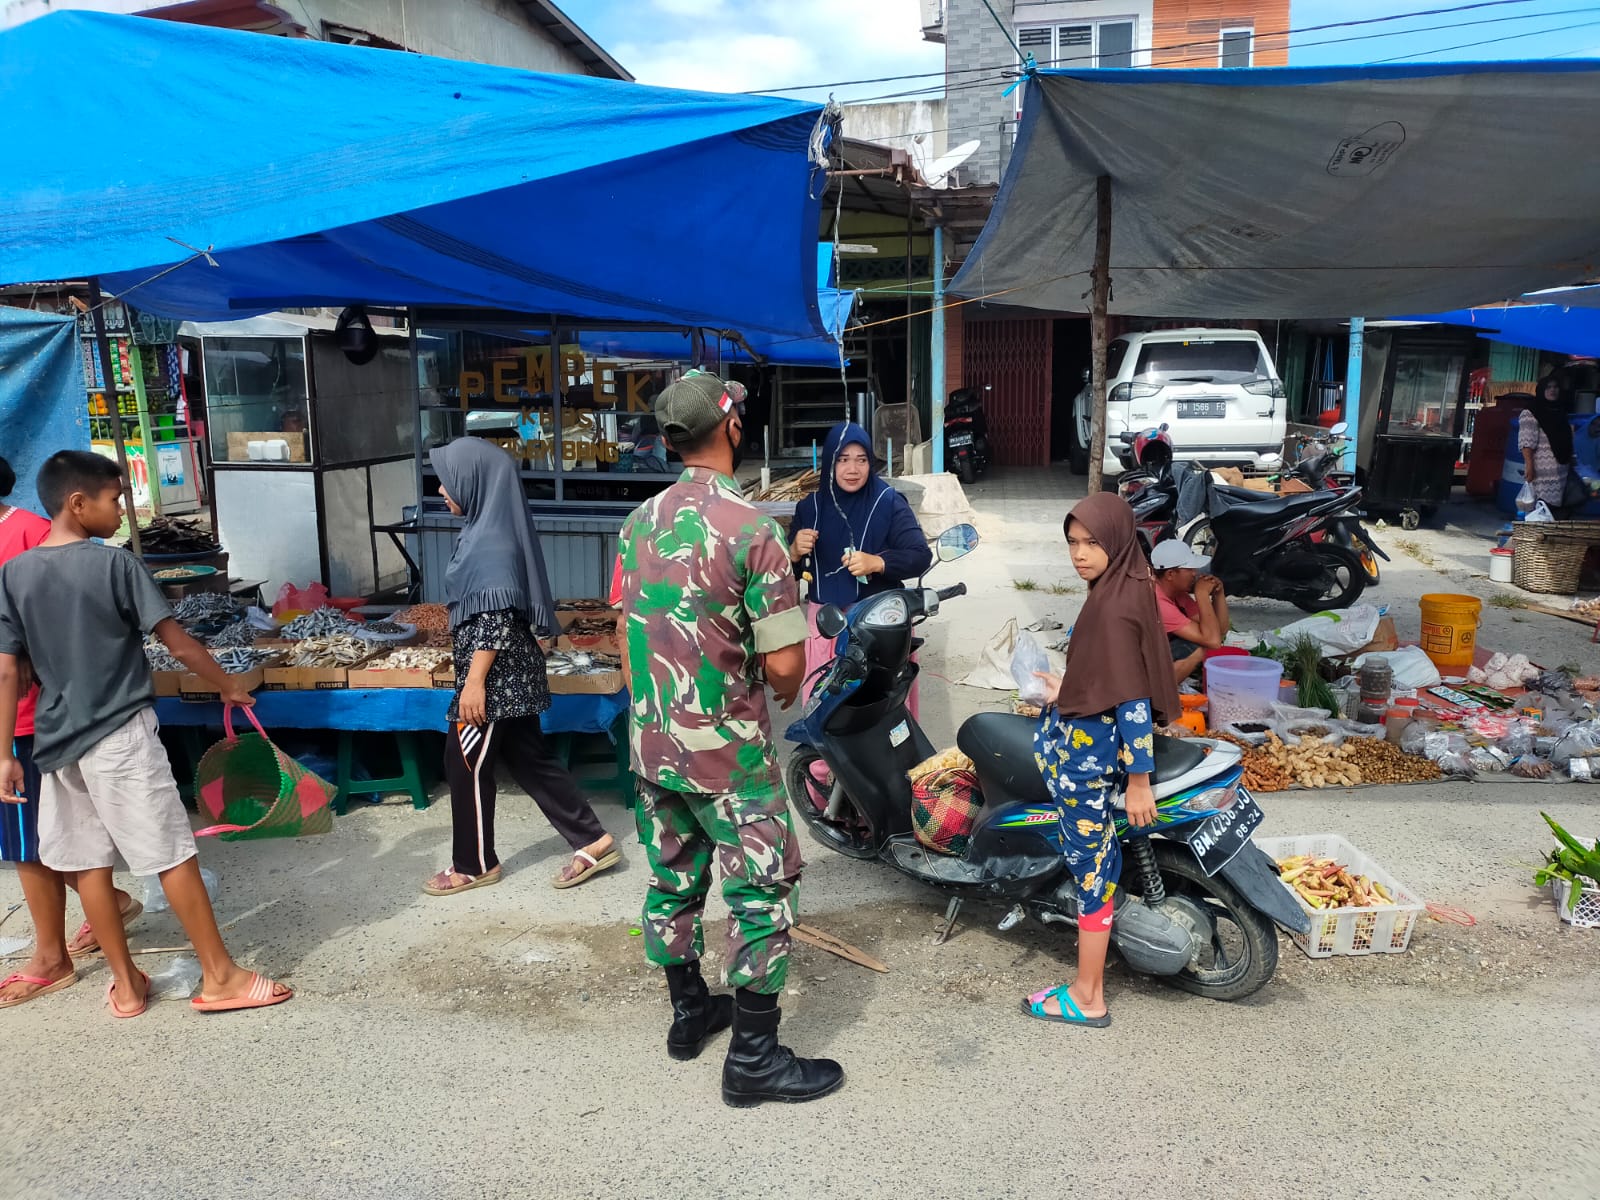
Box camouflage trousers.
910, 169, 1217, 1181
634, 774, 804, 994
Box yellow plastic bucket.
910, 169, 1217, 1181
1418, 594, 1482, 673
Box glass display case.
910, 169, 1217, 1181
200, 335, 311, 465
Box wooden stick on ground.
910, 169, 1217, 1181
791, 923, 889, 973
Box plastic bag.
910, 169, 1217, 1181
1268, 605, 1382, 657
1338, 720, 1386, 740
1273, 719, 1345, 747
1551, 721, 1600, 769
1353, 645, 1441, 691
148, 955, 203, 998
1011, 631, 1053, 706
1271, 702, 1335, 723
1516, 481, 1536, 513
145, 865, 219, 912
272, 581, 329, 620
1527, 500, 1556, 523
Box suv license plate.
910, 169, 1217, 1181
1188, 790, 1264, 876
1178, 400, 1227, 418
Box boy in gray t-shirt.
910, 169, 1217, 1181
0, 451, 291, 1017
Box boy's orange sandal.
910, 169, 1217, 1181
67, 896, 145, 959
0, 971, 77, 1009
191, 972, 293, 1014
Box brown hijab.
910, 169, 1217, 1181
1055, 493, 1182, 727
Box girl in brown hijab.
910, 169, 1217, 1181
1023, 493, 1181, 1028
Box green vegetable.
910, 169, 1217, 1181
1542, 812, 1600, 885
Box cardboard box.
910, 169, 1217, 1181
295, 660, 374, 690
556, 632, 622, 656
151, 669, 181, 698
549, 668, 624, 696
557, 606, 620, 632
1356, 616, 1399, 656
432, 665, 457, 689
347, 665, 436, 689
179, 665, 267, 703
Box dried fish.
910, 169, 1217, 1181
556, 598, 611, 612
174, 593, 240, 623
213, 647, 279, 673
545, 649, 620, 676
349, 619, 412, 641
144, 637, 184, 672
368, 647, 452, 672
285, 635, 371, 668
204, 622, 257, 650
395, 603, 450, 634
281, 608, 359, 640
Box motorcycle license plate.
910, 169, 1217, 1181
1178, 400, 1227, 418
1187, 790, 1264, 876
950, 432, 974, 446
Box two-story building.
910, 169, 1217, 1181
915, 0, 1291, 466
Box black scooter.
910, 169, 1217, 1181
783, 525, 1310, 1003
944, 387, 990, 485
1185, 485, 1373, 612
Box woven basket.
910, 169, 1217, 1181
1511, 521, 1598, 594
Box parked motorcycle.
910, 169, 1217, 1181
944, 387, 991, 485
1184, 485, 1373, 612
783, 523, 1310, 1003
1286, 423, 1385, 585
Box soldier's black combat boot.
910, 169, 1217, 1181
665, 961, 734, 1062
720, 989, 845, 1107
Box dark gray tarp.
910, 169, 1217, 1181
952, 63, 1600, 318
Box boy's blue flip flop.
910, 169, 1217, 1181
1020, 985, 1111, 1028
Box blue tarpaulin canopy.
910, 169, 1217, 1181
0, 12, 830, 342
577, 285, 856, 367
1393, 302, 1600, 358
954, 62, 1600, 318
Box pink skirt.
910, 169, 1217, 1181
802, 602, 919, 720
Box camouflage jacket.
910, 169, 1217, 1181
618, 467, 806, 793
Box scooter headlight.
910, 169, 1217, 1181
1179, 781, 1238, 814
862, 596, 908, 627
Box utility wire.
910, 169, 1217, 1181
1374, 13, 1600, 59
744, 0, 1556, 95
841, 5, 1598, 107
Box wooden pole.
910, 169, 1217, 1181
85, 280, 143, 556
1086, 176, 1113, 495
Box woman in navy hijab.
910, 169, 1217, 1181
791, 421, 932, 713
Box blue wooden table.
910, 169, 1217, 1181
155, 689, 630, 812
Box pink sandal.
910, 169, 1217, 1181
68, 896, 145, 959
0, 971, 77, 1010
107, 970, 150, 1019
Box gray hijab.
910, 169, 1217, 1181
433, 438, 555, 635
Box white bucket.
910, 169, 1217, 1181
1489, 547, 1514, 584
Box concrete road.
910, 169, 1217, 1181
3, 471, 1599, 1199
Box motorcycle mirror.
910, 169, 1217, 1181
816, 605, 848, 639
936, 523, 980, 562
1329, 421, 1349, 436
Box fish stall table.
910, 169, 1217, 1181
154, 688, 631, 813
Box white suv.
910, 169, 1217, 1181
1068, 329, 1286, 478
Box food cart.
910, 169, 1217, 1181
1354, 327, 1475, 529
183, 313, 418, 599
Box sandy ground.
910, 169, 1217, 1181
3, 470, 1599, 1200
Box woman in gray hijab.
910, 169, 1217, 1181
422, 438, 620, 897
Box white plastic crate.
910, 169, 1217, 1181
1551, 878, 1600, 928
1253, 834, 1426, 958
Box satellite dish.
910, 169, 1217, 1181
922, 139, 980, 189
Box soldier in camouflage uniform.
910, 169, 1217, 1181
618, 370, 845, 1108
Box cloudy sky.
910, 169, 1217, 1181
560, 0, 1600, 97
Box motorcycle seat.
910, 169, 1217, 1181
1211, 488, 1344, 521
956, 712, 1212, 800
